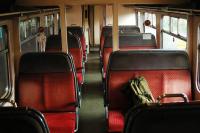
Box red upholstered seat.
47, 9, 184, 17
44, 113, 75, 133
105, 50, 192, 133
108, 111, 124, 133
17, 53, 79, 133
67, 26, 87, 62
69, 48, 84, 85
102, 33, 157, 79
80, 36, 87, 61
68, 33, 84, 85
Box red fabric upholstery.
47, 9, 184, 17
100, 36, 105, 55
44, 113, 75, 133
103, 48, 112, 78
69, 48, 84, 84
18, 73, 76, 112
107, 70, 191, 132
108, 70, 191, 110
80, 36, 86, 59
18, 74, 45, 111
18, 53, 78, 133
77, 72, 83, 85
108, 111, 124, 133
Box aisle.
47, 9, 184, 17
78, 48, 106, 133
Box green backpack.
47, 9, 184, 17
127, 76, 154, 106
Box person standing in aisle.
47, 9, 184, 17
37, 27, 46, 52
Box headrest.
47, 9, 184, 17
125, 102, 200, 133
102, 25, 140, 37
67, 32, 81, 48
46, 35, 62, 50
109, 50, 189, 71
0, 107, 49, 133
119, 25, 140, 33
104, 33, 156, 48
19, 53, 72, 74
67, 26, 84, 37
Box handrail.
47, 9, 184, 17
156, 93, 189, 104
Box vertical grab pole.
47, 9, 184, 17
59, 4, 68, 53
112, 3, 119, 51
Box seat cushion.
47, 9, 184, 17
44, 112, 75, 133
108, 111, 124, 132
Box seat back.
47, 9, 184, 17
100, 26, 140, 56
0, 107, 49, 133
46, 35, 62, 52
67, 26, 86, 60
68, 32, 84, 84
106, 50, 192, 111
103, 33, 156, 78
17, 53, 78, 112
124, 102, 200, 133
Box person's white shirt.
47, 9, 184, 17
37, 32, 46, 52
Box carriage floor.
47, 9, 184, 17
78, 47, 106, 133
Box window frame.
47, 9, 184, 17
162, 15, 187, 42
161, 15, 188, 50
0, 24, 12, 99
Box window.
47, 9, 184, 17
0, 26, 11, 98
20, 17, 40, 54
144, 13, 157, 38
45, 14, 54, 36
163, 16, 170, 31
20, 17, 40, 42
162, 16, 187, 50
137, 12, 143, 32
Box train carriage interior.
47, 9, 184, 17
1, 0, 200, 133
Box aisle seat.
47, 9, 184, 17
102, 33, 156, 79
124, 102, 200, 133
105, 50, 192, 133
68, 26, 87, 62
68, 32, 84, 85
100, 25, 140, 56
17, 53, 79, 133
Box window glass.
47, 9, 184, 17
163, 16, 170, 31
138, 12, 143, 32
171, 17, 178, 34
45, 14, 54, 36
0, 54, 9, 98
0, 27, 8, 51
0, 25, 10, 98
163, 32, 186, 50
20, 17, 40, 53
20, 17, 40, 42
178, 18, 187, 38
145, 26, 156, 39
152, 14, 156, 27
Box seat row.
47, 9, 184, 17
105, 50, 192, 133
45, 26, 86, 85
0, 52, 80, 133
100, 25, 157, 79
17, 53, 79, 133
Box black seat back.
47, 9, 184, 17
124, 102, 200, 133
0, 107, 49, 133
